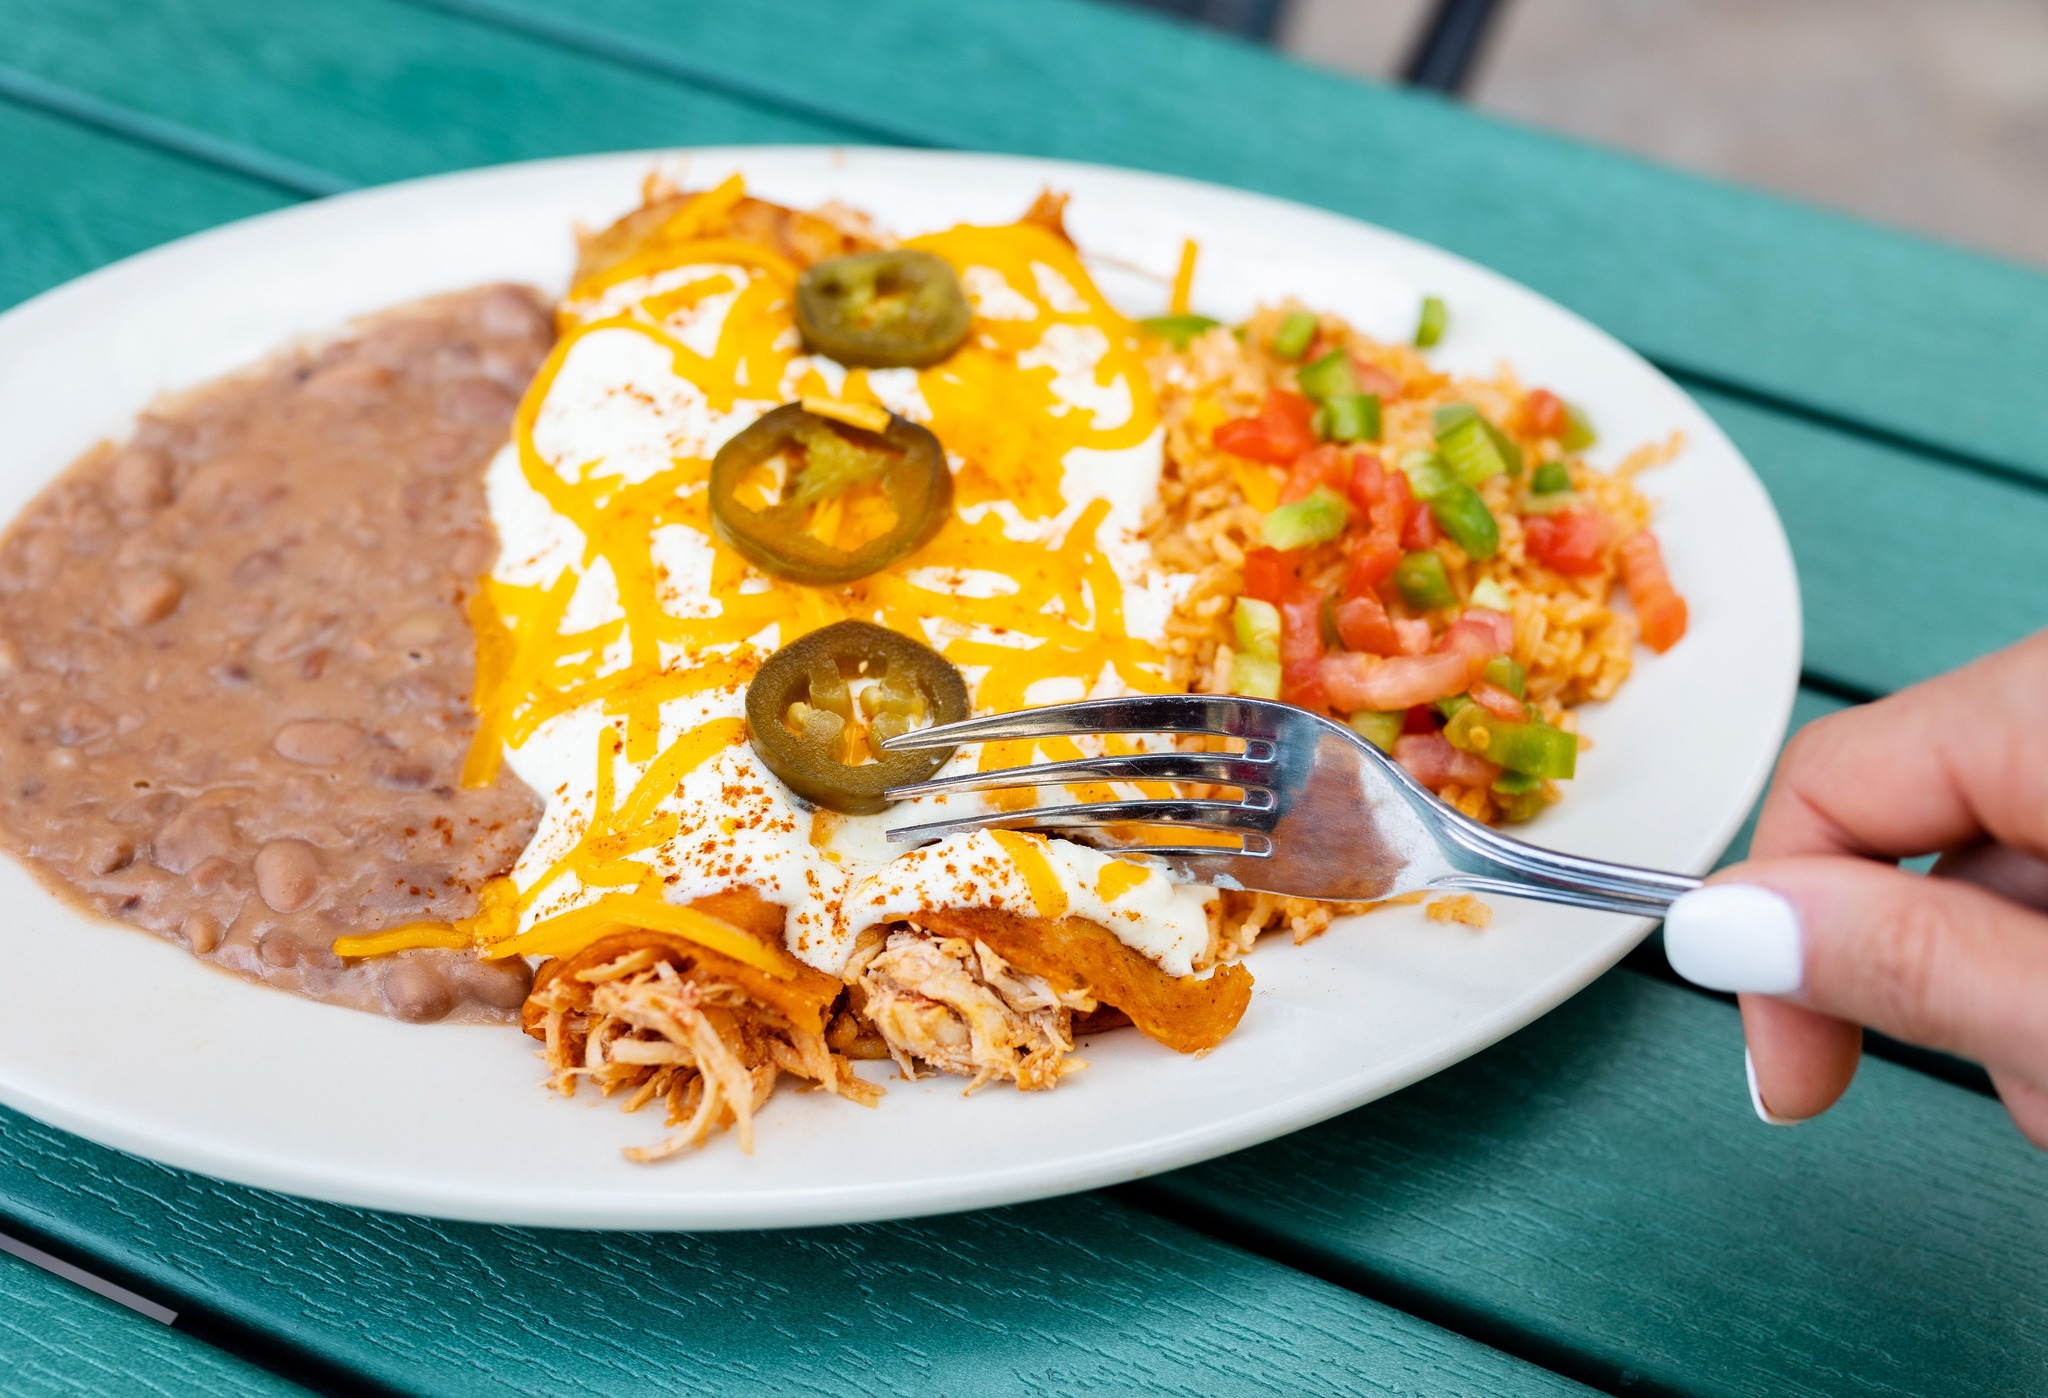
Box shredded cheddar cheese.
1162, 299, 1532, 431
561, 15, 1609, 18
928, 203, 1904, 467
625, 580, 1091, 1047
343, 176, 1183, 972
991, 830, 1069, 920
1169, 238, 1199, 316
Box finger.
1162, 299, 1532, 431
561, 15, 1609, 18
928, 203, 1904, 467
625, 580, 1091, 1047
1665, 857, 2048, 1082
1932, 840, 2048, 912
1739, 994, 1860, 1123
1748, 628, 2048, 863
1990, 1069, 2048, 1151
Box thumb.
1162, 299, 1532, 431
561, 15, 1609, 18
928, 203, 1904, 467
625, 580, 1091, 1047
1665, 856, 2048, 1083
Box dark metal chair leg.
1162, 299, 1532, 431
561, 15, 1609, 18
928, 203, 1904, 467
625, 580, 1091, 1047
1402, 0, 1511, 94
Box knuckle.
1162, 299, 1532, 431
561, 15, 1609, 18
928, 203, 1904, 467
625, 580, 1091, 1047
1856, 892, 1961, 1050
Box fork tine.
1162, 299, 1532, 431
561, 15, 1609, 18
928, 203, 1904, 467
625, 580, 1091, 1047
878, 693, 1281, 752
886, 798, 1271, 846
885, 750, 1272, 801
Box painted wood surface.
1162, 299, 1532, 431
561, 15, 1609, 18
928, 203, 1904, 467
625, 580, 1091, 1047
0, 1108, 1588, 1398
1138, 970, 2048, 1398
0, 0, 2043, 1393
0, 1250, 302, 1396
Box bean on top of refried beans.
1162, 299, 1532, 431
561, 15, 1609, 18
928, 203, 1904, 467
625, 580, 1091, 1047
0, 285, 550, 1023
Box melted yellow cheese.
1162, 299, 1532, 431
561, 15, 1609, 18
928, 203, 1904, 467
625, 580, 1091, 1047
350, 176, 1185, 971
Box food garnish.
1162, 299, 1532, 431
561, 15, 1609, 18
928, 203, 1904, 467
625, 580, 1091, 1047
794, 248, 972, 368
709, 402, 951, 585
745, 620, 969, 814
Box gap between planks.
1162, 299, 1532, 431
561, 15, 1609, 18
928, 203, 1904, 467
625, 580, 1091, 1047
0, 63, 352, 198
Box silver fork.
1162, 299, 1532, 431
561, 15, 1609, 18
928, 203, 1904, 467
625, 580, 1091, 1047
881, 694, 1700, 918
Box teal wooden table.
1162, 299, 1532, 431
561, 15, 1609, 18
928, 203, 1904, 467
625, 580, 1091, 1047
2, 3, 2044, 1393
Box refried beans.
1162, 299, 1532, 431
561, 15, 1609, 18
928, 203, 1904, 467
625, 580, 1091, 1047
0, 284, 550, 1023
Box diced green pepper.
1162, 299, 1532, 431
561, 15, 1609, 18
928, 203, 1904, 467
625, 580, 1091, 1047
1561, 401, 1597, 452
1519, 487, 1581, 516
1445, 705, 1578, 779
1296, 349, 1360, 404
1347, 710, 1405, 752
1434, 694, 1470, 721
1469, 577, 1511, 611
1400, 450, 1455, 500
1435, 403, 1523, 480
1138, 314, 1220, 349
1433, 403, 1477, 434
1259, 486, 1350, 550
1393, 550, 1456, 610
1315, 392, 1381, 443
1531, 459, 1573, 494
1233, 597, 1281, 659
1481, 654, 1526, 698
1230, 653, 1281, 700
1429, 483, 1500, 560
1271, 311, 1318, 362
1487, 422, 1524, 479
1437, 413, 1509, 487
1490, 769, 1548, 822
1415, 296, 1448, 348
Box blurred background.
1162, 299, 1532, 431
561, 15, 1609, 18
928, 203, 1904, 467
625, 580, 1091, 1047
1127, 0, 2048, 268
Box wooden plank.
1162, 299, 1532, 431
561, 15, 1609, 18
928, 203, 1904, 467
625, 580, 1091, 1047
0, 0, 841, 189
0, 102, 290, 313
1137, 969, 2048, 1398
0, 1250, 302, 1396
0, 1109, 1590, 1398
1697, 387, 2048, 696
396, 0, 2048, 488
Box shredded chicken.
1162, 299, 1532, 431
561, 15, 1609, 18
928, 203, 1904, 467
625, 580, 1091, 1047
526, 936, 878, 1161
849, 929, 1094, 1092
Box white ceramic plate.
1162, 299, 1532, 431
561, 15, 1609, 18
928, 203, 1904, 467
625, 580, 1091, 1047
0, 149, 1799, 1229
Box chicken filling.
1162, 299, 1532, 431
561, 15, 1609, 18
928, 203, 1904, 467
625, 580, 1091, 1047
848, 927, 1096, 1092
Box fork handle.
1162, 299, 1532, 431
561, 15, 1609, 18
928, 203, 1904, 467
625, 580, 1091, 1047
1429, 820, 1703, 919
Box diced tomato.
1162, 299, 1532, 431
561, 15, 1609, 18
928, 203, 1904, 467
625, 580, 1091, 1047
1392, 733, 1454, 787
1333, 593, 1401, 655
1402, 704, 1439, 735
1346, 452, 1387, 512
1349, 357, 1403, 400
1343, 543, 1402, 596
1469, 681, 1526, 721
1212, 389, 1317, 465
1319, 650, 1469, 711
1393, 732, 1502, 791
1392, 618, 1433, 655
1451, 607, 1515, 654
1402, 502, 1441, 550
1522, 389, 1569, 440
1279, 443, 1355, 504
1278, 583, 1328, 707
1523, 508, 1608, 576
1436, 608, 1514, 681
1619, 529, 1689, 653
1242, 547, 1298, 604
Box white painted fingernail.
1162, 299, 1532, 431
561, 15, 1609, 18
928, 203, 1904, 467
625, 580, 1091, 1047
1664, 884, 1804, 994
1745, 1048, 1801, 1127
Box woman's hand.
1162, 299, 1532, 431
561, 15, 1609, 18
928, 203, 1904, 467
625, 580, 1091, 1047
1662, 627, 2048, 1145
